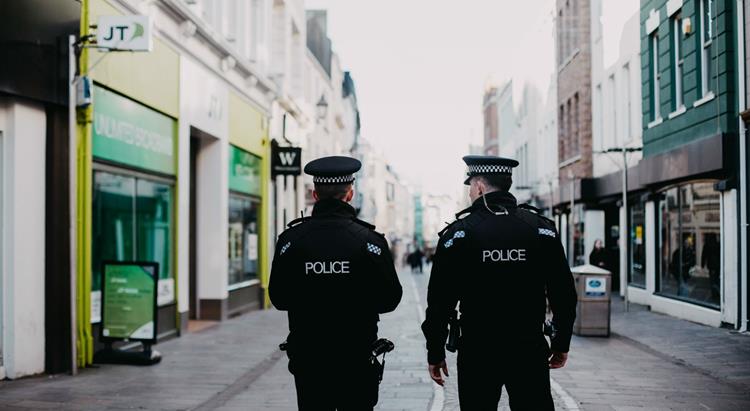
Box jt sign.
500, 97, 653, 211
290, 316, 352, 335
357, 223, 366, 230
97, 15, 153, 52
271, 145, 302, 177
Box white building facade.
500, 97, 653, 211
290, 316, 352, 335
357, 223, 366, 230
591, 7, 644, 295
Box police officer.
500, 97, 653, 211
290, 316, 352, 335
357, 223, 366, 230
269, 155, 403, 411
421, 155, 577, 410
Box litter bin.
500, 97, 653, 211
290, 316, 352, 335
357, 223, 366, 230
571, 264, 611, 337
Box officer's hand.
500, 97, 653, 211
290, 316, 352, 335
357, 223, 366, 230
428, 360, 449, 386
548, 351, 568, 369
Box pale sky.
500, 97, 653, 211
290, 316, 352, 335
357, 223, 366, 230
307, 0, 637, 196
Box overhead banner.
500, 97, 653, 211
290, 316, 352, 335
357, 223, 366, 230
271, 143, 302, 177
229, 145, 262, 196
93, 86, 176, 175
101, 262, 159, 343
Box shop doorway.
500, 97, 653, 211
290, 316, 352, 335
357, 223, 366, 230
187, 128, 221, 331
604, 204, 621, 293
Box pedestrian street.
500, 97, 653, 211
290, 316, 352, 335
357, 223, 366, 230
1, 268, 748, 410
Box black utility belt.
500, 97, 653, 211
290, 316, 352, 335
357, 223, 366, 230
280, 338, 394, 384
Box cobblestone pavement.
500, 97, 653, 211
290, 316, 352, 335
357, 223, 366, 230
0, 269, 749, 410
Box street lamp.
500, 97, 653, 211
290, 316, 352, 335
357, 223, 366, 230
595, 146, 643, 312
316, 95, 328, 121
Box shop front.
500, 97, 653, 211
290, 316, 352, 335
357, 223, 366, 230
228, 92, 270, 313
75, 0, 182, 367
90, 85, 178, 346
613, 135, 739, 327
227, 145, 263, 315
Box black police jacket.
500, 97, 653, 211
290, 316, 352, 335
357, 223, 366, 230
421, 191, 577, 365
269, 198, 403, 355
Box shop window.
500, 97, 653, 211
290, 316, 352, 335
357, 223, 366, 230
228, 194, 260, 288
92, 171, 175, 319
629, 200, 646, 288
657, 182, 721, 308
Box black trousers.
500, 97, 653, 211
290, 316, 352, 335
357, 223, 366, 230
289, 353, 379, 410
457, 345, 554, 411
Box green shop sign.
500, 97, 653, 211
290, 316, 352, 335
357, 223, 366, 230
93, 86, 176, 175
101, 262, 158, 343
229, 145, 261, 196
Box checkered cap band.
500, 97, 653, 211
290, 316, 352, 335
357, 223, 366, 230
313, 174, 355, 184
467, 164, 513, 175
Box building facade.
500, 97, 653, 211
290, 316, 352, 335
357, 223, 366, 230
482, 86, 501, 156
549, 0, 746, 329
0, 0, 373, 380
355, 139, 415, 262
626, 0, 743, 327
268, 0, 311, 263
589, 4, 644, 294
556, 0, 595, 268
0, 0, 80, 379
73, 0, 277, 371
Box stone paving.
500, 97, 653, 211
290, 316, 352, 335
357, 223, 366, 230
0, 307, 288, 410
609, 299, 750, 391
0, 269, 749, 410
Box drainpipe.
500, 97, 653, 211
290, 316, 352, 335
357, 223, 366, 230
737, 0, 748, 332
68, 35, 78, 375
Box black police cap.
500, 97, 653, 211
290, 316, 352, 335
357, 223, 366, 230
304, 156, 362, 185
462, 155, 519, 185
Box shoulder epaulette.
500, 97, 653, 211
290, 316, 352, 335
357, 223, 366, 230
438, 220, 460, 237
286, 216, 311, 228
455, 205, 473, 220
518, 203, 541, 213
437, 206, 473, 237
518, 203, 555, 225
352, 217, 376, 231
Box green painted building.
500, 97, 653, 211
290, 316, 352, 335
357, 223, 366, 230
626, 0, 744, 327
414, 194, 423, 248
641, 0, 739, 155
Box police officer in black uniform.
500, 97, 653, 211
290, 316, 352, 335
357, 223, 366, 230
421, 155, 577, 410
269, 156, 403, 411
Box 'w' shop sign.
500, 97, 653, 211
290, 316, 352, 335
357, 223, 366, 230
271, 142, 302, 177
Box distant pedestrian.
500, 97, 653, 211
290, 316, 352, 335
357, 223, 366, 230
410, 248, 424, 273
422, 155, 577, 410
589, 239, 608, 270
269, 156, 403, 410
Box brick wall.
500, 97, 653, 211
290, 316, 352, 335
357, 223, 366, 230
557, 0, 594, 184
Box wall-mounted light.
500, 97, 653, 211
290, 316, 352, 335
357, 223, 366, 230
316, 95, 328, 121
683, 17, 692, 35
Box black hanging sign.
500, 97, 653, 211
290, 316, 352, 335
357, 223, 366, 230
272, 143, 302, 177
